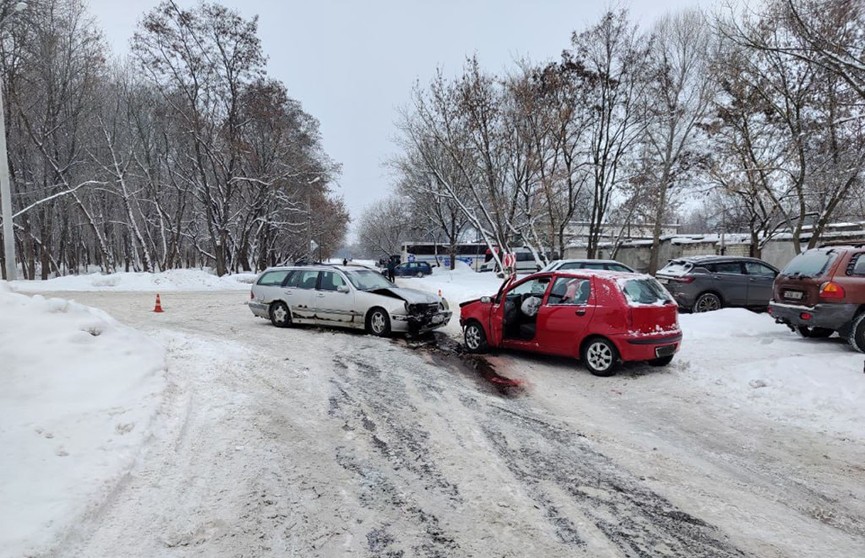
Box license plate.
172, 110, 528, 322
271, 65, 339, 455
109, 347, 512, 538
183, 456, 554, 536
784, 290, 803, 300
655, 344, 676, 358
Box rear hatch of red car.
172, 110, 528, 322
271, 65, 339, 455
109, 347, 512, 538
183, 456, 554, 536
618, 277, 679, 334
773, 249, 840, 306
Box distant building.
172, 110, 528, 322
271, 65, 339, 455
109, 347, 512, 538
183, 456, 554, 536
563, 221, 680, 244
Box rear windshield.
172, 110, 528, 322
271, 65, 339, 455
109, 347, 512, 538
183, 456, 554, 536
619, 278, 673, 306
658, 260, 692, 276
781, 251, 837, 278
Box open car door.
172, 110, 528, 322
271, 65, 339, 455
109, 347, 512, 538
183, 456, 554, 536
487, 274, 518, 346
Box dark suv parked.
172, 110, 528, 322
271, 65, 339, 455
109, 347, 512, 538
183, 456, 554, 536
768, 244, 865, 352
656, 255, 779, 313
394, 261, 433, 277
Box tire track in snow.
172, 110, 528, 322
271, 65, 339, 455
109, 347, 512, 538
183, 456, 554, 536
480, 402, 745, 557
328, 349, 461, 558
325, 336, 747, 557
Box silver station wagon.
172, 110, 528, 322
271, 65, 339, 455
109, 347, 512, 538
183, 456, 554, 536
248, 264, 452, 336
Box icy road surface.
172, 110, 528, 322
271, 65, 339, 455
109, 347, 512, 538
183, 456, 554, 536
45, 291, 864, 557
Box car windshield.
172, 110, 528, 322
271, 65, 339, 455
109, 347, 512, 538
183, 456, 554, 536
658, 260, 692, 276
345, 269, 393, 290
608, 263, 632, 272
619, 278, 673, 305
561, 262, 597, 270
782, 251, 836, 278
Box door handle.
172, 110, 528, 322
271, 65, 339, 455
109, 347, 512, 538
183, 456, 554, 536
575, 309, 586, 316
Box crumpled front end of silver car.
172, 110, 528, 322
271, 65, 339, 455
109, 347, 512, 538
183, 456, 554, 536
392, 299, 452, 333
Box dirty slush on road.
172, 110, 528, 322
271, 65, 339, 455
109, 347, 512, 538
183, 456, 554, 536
35, 292, 860, 558
322, 332, 746, 557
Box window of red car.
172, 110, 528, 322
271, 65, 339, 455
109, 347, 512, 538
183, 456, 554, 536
852, 254, 865, 275
548, 277, 590, 305
619, 277, 673, 306
508, 276, 551, 297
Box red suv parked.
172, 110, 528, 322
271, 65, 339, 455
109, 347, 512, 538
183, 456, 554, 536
768, 244, 865, 352
459, 271, 682, 376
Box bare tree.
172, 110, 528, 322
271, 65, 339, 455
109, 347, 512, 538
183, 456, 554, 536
718, 0, 865, 251
390, 138, 471, 270
356, 197, 413, 260
132, 0, 266, 276
5, 0, 110, 278
398, 62, 515, 272
643, 9, 715, 273
565, 10, 651, 258
515, 59, 594, 258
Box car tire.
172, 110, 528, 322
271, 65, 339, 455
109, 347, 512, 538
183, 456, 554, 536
463, 321, 488, 353
416, 271, 424, 278
649, 355, 674, 367
269, 301, 292, 328
366, 307, 391, 337
796, 326, 834, 338
848, 313, 865, 353
581, 337, 620, 377
692, 292, 722, 313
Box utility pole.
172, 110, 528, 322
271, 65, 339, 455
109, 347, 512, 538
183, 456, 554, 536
307, 176, 320, 262
0, 1, 26, 281
0, 72, 14, 280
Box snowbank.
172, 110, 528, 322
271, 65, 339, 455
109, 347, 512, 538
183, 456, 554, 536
10, 268, 255, 292
678, 309, 865, 439
0, 284, 167, 557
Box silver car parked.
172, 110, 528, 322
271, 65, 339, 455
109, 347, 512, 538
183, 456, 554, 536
248, 264, 452, 335
540, 259, 635, 273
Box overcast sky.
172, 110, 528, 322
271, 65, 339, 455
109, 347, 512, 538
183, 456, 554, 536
86, 0, 713, 241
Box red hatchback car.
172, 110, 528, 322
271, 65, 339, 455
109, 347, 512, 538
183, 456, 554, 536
459, 271, 682, 376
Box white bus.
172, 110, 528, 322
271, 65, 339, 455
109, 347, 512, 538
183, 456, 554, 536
400, 242, 490, 271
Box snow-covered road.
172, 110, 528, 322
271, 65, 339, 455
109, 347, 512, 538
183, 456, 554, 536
31, 291, 865, 557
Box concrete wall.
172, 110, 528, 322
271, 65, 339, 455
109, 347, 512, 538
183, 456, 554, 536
565, 238, 805, 273
758, 241, 798, 270
563, 226, 864, 273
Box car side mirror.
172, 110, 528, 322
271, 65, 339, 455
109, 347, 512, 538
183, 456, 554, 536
480, 296, 491, 303
337, 285, 350, 293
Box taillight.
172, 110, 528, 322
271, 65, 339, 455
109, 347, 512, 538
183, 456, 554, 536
819, 281, 845, 299
670, 276, 695, 283
250, 290, 254, 300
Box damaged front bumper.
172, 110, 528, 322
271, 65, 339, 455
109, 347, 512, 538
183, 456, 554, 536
391, 301, 453, 333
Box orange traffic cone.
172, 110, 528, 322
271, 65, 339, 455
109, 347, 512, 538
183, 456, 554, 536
153, 294, 164, 313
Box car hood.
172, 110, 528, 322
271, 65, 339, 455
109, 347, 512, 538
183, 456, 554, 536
370, 287, 440, 304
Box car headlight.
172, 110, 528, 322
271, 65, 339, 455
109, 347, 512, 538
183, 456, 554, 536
439, 298, 449, 310
404, 301, 409, 313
